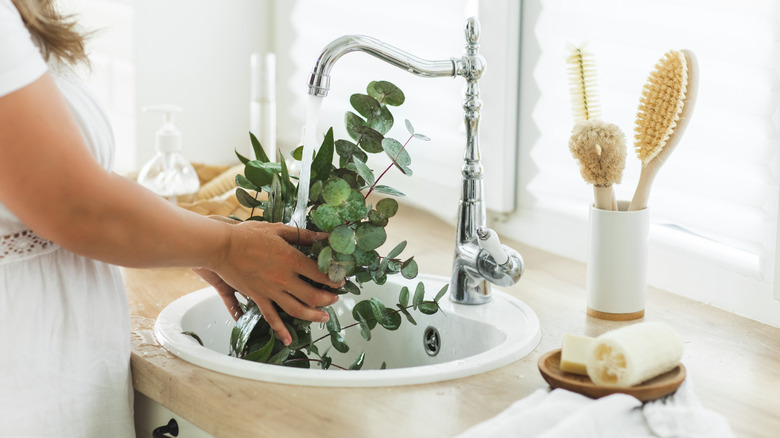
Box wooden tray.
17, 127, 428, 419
537, 349, 686, 402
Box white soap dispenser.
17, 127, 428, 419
137, 105, 200, 202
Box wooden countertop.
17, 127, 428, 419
125, 207, 780, 438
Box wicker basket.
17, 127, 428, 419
176, 163, 259, 219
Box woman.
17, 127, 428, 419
0, 1, 340, 436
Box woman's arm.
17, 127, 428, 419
0, 72, 338, 344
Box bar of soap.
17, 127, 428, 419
560, 333, 595, 375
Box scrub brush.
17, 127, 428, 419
628, 49, 698, 211
566, 45, 627, 211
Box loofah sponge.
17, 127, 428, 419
634, 50, 688, 165
568, 119, 627, 187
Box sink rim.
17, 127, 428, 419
154, 274, 541, 387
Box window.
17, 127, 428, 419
494, 0, 780, 327
273, 0, 520, 216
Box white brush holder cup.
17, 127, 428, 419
586, 201, 649, 320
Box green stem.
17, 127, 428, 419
364, 134, 414, 199
310, 300, 435, 345
249, 191, 259, 218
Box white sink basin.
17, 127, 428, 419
154, 274, 541, 387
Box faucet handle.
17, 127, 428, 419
476, 226, 509, 265
465, 17, 480, 44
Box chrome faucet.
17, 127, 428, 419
306, 17, 524, 304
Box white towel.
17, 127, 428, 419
455, 381, 734, 438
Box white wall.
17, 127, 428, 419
134, 0, 273, 166
61, 0, 136, 174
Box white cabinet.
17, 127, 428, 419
134, 391, 213, 438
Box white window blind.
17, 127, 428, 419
506, 0, 780, 325
273, 0, 520, 218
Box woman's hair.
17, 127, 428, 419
11, 0, 89, 66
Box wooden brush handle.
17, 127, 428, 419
593, 186, 614, 211
628, 168, 654, 211
628, 49, 699, 212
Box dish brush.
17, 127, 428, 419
566, 45, 627, 210
628, 49, 698, 211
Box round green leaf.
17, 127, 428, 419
372, 185, 406, 197
399, 286, 410, 307
283, 350, 311, 369
341, 280, 361, 295
369, 105, 394, 135
235, 174, 260, 192
244, 161, 275, 187
405, 119, 415, 136
345, 111, 367, 142
292, 145, 304, 161
309, 180, 323, 203
353, 126, 384, 153
318, 246, 333, 273
327, 263, 348, 284
352, 300, 378, 330
349, 351, 366, 370
330, 251, 356, 281
329, 332, 349, 353
380, 240, 406, 273
376, 198, 399, 218
368, 297, 388, 321
412, 282, 425, 309
322, 178, 351, 206
355, 223, 387, 251
368, 80, 405, 106
357, 313, 372, 341
235, 187, 263, 208
418, 302, 439, 315
324, 306, 341, 333
335, 139, 368, 167
350, 94, 381, 119
370, 269, 387, 285
367, 210, 388, 227
352, 157, 375, 187
335, 139, 357, 158
329, 225, 356, 254
380, 308, 402, 331
338, 190, 369, 222
353, 247, 378, 266
381, 138, 412, 175
310, 204, 341, 232
401, 257, 418, 279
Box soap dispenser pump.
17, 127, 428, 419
137, 105, 200, 202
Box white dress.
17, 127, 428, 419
0, 1, 135, 436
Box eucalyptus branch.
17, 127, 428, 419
227, 80, 445, 371
310, 298, 438, 346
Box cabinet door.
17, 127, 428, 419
134, 391, 214, 438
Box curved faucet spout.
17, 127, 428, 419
305, 18, 523, 305
307, 35, 458, 97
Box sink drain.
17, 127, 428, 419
423, 326, 441, 357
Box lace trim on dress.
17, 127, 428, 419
0, 229, 59, 264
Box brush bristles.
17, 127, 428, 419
569, 119, 627, 186
566, 45, 601, 123
634, 50, 688, 165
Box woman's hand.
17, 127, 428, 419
201, 221, 343, 346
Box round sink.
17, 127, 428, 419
154, 274, 541, 387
